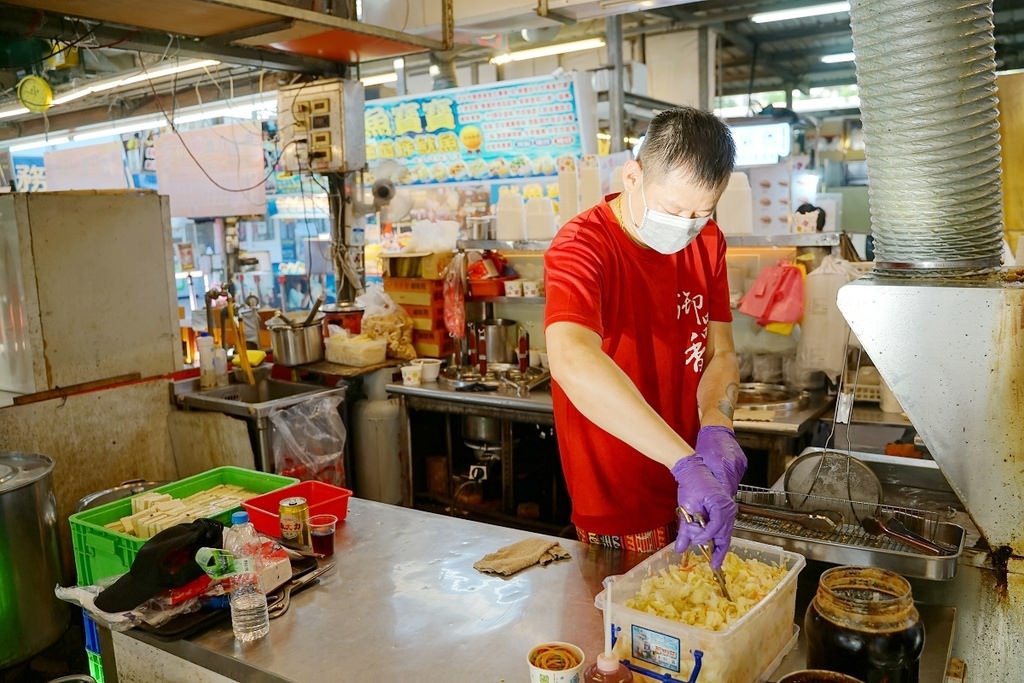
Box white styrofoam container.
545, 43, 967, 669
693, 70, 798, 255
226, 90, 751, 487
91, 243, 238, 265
595, 538, 806, 683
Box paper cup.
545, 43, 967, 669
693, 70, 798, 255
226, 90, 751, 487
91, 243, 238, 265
522, 280, 542, 298
527, 642, 585, 683
504, 279, 524, 297
411, 358, 442, 382
539, 351, 549, 369
401, 364, 422, 386
529, 348, 541, 367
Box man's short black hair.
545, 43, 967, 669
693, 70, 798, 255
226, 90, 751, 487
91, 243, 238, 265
636, 107, 736, 190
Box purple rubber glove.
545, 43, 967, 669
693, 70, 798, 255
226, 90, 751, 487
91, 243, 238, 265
671, 455, 738, 569
695, 426, 748, 495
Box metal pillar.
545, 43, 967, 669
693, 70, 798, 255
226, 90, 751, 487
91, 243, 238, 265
606, 14, 626, 153
697, 26, 710, 111
394, 57, 408, 96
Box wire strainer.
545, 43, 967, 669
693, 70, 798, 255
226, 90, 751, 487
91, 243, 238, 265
783, 334, 883, 521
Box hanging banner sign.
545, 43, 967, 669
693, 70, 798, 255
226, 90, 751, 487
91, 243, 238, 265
364, 74, 593, 185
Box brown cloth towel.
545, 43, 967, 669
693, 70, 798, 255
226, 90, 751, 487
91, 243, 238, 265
473, 538, 571, 576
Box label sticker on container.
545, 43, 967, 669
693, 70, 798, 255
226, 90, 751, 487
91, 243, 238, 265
631, 624, 680, 672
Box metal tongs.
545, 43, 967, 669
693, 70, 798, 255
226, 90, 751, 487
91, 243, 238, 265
677, 507, 732, 602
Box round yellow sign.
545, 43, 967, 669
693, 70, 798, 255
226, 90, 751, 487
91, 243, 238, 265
17, 75, 53, 113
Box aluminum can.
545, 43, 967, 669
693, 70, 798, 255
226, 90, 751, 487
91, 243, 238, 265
279, 496, 310, 547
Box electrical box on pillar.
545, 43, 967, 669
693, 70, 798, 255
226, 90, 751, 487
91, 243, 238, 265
277, 78, 366, 174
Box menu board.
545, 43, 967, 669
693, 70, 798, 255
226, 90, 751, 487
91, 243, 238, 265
364, 74, 592, 185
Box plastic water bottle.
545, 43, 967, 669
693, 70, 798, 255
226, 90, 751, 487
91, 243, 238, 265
225, 511, 269, 642
583, 653, 634, 682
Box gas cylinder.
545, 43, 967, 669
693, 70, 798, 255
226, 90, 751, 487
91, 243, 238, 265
352, 368, 402, 504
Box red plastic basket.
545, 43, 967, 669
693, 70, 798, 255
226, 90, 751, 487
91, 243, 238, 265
243, 481, 353, 537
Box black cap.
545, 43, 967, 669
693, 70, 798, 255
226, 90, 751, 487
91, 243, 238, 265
95, 518, 224, 613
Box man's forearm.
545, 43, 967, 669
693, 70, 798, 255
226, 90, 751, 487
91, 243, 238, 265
697, 350, 740, 429
550, 342, 695, 469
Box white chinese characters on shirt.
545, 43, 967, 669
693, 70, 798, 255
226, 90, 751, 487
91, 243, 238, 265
677, 291, 710, 373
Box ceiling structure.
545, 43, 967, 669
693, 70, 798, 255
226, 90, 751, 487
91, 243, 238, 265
2, 0, 1024, 141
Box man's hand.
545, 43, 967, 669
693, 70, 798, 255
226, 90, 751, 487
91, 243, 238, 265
671, 455, 738, 568
695, 426, 747, 495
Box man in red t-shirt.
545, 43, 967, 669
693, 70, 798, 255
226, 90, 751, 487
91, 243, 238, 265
544, 107, 746, 566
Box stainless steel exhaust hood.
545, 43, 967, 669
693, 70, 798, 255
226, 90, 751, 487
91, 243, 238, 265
838, 276, 1024, 554
837, 0, 1021, 552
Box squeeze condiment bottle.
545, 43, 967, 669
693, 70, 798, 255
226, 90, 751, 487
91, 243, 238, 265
585, 577, 633, 682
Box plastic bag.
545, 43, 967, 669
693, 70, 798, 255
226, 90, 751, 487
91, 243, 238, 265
55, 581, 208, 632
739, 261, 805, 325
796, 255, 859, 380
271, 395, 346, 486
356, 285, 416, 360
444, 252, 466, 339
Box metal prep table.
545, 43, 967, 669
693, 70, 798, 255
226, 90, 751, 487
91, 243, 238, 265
732, 396, 834, 486
387, 382, 833, 500
387, 381, 556, 523
110, 499, 955, 682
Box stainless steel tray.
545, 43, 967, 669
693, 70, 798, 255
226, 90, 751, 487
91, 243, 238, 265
734, 485, 965, 580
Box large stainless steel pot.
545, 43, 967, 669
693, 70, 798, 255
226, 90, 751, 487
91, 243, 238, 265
268, 314, 325, 366
0, 452, 68, 667
463, 415, 501, 443
75, 479, 167, 512
480, 319, 517, 364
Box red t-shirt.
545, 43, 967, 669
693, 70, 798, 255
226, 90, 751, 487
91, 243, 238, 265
544, 195, 732, 536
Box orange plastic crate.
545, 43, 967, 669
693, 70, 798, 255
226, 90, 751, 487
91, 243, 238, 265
384, 277, 444, 306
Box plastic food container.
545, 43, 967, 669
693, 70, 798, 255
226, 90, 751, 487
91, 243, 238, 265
595, 538, 806, 683
69, 467, 296, 585
325, 335, 387, 367
243, 480, 353, 538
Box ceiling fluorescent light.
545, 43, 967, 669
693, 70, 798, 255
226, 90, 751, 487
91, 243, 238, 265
116, 59, 221, 87
10, 136, 70, 153
73, 117, 168, 142
821, 52, 856, 63
0, 106, 30, 120
490, 38, 606, 65
173, 94, 277, 125
49, 59, 221, 107
361, 72, 398, 87
751, 2, 849, 23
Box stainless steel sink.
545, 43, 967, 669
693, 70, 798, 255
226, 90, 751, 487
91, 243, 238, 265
179, 378, 330, 418
173, 378, 346, 470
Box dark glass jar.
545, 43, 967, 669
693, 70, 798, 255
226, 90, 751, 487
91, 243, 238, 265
805, 567, 925, 683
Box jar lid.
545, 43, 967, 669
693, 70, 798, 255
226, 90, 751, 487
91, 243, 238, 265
0, 452, 54, 493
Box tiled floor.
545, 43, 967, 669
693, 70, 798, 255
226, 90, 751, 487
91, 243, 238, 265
0, 613, 89, 682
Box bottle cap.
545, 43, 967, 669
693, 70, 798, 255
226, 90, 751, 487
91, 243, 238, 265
231, 510, 250, 525
597, 652, 621, 673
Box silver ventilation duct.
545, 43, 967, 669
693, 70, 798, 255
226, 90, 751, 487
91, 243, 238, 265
850, 0, 1004, 275
839, 0, 1024, 551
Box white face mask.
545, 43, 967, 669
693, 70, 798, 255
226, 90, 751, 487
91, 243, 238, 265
627, 185, 710, 254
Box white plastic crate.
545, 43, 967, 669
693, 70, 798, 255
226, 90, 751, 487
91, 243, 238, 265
596, 538, 806, 683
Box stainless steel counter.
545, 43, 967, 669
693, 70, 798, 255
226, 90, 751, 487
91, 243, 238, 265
387, 381, 554, 414
119, 500, 956, 682
122, 499, 632, 682
386, 382, 832, 436
733, 397, 833, 436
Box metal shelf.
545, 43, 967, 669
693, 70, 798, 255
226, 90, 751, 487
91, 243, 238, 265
458, 240, 552, 252
726, 232, 843, 248
469, 296, 546, 304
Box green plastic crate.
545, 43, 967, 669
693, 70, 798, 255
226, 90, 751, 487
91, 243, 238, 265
88, 650, 104, 683
70, 466, 296, 585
